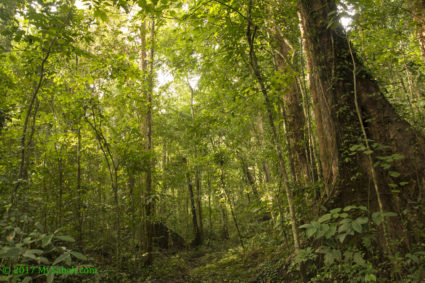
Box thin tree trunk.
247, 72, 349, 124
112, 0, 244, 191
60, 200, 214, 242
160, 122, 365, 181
57, 151, 63, 229
12, 9, 71, 206
140, 18, 156, 265
76, 125, 83, 244
42, 159, 48, 232
208, 172, 213, 240
85, 112, 121, 265
183, 157, 201, 246
219, 160, 244, 249
220, 205, 230, 240
128, 173, 136, 244
239, 156, 260, 199
160, 140, 167, 216
253, 116, 272, 184
247, 0, 300, 252
188, 80, 204, 243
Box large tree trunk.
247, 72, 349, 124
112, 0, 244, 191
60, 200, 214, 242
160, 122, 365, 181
409, 0, 425, 60
298, 0, 425, 246
273, 30, 310, 184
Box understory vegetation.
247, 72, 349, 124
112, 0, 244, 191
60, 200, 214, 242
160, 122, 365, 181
1, 0, 425, 282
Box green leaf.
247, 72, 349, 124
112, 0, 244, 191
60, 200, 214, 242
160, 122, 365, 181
372, 212, 383, 225
371, 211, 396, 225
362, 235, 373, 248
87, 76, 94, 85
350, 144, 360, 151
338, 233, 347, 243
94, 9, 108, 22
53, 252, 70, 265
365, 273, 376, 282
324, 249, 341, 265
318, 213, 331, 223
23, 250, 37, 260
406, 253, 419, 264
391, 154, 404, 160
37, 256, 50, 264
358, 206, 367, 211
71, 251, 87, 260
352, 221, 362, 233
299, 223, 311, 229
9, 54, 17, 63
22, 277, 32, 283
306, 226, 317, 238
316, 224, 329, 239
56, 235, 75, 242
42, 234, 54, 247
0, 247, 22, 257
30, 249, 43, 254
389, 171, 400, 178
343, 205, 356, 212
23, 237, 34, 244
330, 208, 341, 214
54, 227, 65, 234
353, 252, 365, 265
339, 213, 349, 218
383, 212, 397, 217
47, 272, 55, 283
325, 224, 337, 239
355, 217, 368, 225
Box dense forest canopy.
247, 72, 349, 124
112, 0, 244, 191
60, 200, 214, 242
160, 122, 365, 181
1, 0, 425, 282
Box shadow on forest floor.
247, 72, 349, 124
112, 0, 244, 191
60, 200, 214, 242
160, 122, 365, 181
145, 240, 277, 283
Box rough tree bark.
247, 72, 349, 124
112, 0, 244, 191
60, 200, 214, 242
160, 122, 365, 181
298, 0, 425, 247
272, 26, 310, 185
409, 0, 425, 60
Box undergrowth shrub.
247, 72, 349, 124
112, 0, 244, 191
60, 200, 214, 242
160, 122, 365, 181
292, 205, 425, 282
0, 208, 91, 282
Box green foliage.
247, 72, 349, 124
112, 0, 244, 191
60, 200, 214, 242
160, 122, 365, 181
294, 205, 425, 282
296, 206, 377, 282
0, 210, 88, 282
1, 0, 424, 281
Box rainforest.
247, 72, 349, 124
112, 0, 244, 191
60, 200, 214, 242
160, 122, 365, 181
1, 0, 425, 282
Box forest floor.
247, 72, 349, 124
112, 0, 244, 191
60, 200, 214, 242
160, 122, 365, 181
144, 239, 283, 282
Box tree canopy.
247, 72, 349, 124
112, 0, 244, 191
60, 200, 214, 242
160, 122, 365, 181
1, 0, 425, 282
